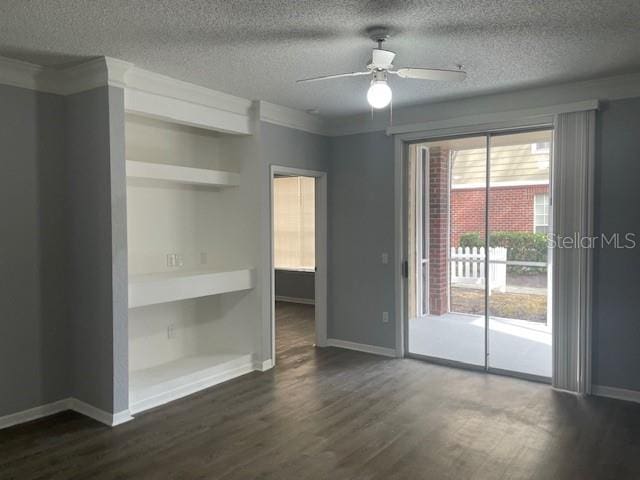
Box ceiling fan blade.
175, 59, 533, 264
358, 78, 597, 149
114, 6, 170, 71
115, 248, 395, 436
392, 67, 467, 81
296, 71, 370, 83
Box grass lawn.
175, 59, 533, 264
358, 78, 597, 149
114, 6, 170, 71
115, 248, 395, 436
450, 287, 547, 323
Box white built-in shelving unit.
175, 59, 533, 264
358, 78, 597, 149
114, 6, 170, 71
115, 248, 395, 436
126, 160, 240, 188
126, 102, 261, 414
128, 268, 256, 308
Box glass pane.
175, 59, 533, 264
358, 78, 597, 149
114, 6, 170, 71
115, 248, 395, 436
273, 176, 315, 270
408, 135, 487, 367
487, 130, 553, 379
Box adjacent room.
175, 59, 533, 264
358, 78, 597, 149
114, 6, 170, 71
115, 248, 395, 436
2, 1, 640, 478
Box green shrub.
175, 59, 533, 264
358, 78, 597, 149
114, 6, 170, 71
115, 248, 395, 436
459, 231, 548, 274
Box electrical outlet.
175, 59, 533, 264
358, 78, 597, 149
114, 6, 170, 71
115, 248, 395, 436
166, 253, 184, 268
381, 252, 389, 264
167, 324, 177, 339
200, 252, 208, 264
382, 311, 389, 323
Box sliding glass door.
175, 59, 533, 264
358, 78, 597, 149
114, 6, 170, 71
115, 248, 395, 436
487, 130, 553, 379
408, 135, 488, 367
407, 129, 553, 380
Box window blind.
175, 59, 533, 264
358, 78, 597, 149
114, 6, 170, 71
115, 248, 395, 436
273, 176, 315, 270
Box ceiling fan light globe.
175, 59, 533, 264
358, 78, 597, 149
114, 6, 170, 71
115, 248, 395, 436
367, 81, 392, 109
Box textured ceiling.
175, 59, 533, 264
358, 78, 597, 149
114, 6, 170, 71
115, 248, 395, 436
2, 0, 640, 117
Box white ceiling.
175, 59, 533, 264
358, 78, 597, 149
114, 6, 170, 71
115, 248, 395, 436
2, 0, 640, 118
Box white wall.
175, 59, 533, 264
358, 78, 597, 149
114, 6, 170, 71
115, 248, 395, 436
126, 114, 262, 372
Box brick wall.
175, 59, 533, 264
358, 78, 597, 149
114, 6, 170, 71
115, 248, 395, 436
450, 184, 549, 246
429, 147, 449, 315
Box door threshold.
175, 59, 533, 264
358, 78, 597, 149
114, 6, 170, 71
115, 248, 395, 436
407, 352, 551, 385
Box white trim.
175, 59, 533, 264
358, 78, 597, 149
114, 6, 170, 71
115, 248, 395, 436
274, 267, 315, 273
129, 359, 255, 415
269, 165, 328, 368
68, 398, 133, 427
394, 136, 406, 358
0, 399, 69, 430
252, 358, 274, 372
0, 55, 133, 96
386, 100, 599, 136
0, 398, 133, 430
326, 339, 397, 358
328, 71, 640, 136
452, 179, 550, 190
124, 88, 252, 134
592, 385, 640, 404
55, 57, 131, 95
125, 66, 252, 115
259, 101, 329, 136
275, 295, 315, 305
0, 56, 55, 93
0, 55, 322, 138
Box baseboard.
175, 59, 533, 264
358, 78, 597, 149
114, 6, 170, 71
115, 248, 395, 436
326, 339, 397, 358
129, 360, 255, 415
252, 357, 274, 371
0, 399, 69, 430
0, 398, 133, 430
592, 384, 640, 404
68, 398, 133, 426
275, 295, 315, 305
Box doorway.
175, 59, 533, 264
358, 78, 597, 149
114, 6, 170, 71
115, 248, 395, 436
269, 166, 327, 365
407, 129, 553, 381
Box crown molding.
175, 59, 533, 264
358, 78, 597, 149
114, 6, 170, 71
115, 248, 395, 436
327, 71, 640, 136
0, 54, 319, 136
124, 65, 252, 117
259, 101, 329, 136
0, 55, 132, 95
387, 100, 599, 136
0, 56, 57, 93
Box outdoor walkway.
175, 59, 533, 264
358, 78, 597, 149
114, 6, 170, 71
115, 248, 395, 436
409, 312, 552, 378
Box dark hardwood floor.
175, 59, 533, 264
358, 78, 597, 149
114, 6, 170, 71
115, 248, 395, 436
3, 302, 640, 479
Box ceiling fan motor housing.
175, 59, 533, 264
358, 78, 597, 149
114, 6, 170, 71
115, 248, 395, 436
369, 48, 396, 71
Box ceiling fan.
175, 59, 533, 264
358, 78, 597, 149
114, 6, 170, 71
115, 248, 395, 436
297, 28, 466, 109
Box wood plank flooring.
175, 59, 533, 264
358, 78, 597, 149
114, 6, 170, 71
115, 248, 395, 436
2, 301, 640, 479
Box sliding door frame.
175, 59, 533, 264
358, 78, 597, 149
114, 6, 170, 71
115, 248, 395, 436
395, 119, 557, 382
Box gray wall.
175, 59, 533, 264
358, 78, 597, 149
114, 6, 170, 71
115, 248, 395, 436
326, 98, 640, 393
0, 85, 69, 416
275, 270, 315, 301
327, 131, 396, 349
592, 97, 640, 391
66, 86, 127, 413
258, 121, 329, 356
260, 122, 329, 172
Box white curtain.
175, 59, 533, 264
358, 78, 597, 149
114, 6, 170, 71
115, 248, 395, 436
552, 110, 596, 394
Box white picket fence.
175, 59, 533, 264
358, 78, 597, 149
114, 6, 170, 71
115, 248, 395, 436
450, 246, 507, 292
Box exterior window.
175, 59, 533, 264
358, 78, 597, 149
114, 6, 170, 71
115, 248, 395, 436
531, 141, 551, 154
534, 193, 549, 233
273, 176, 315, 270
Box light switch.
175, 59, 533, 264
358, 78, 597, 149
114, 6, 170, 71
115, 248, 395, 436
381, 252, 389, 264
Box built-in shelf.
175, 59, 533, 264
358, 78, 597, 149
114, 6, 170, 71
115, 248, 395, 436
128, 268, 255, 308
126, 160, 240, 187
129, 353, 254, 414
